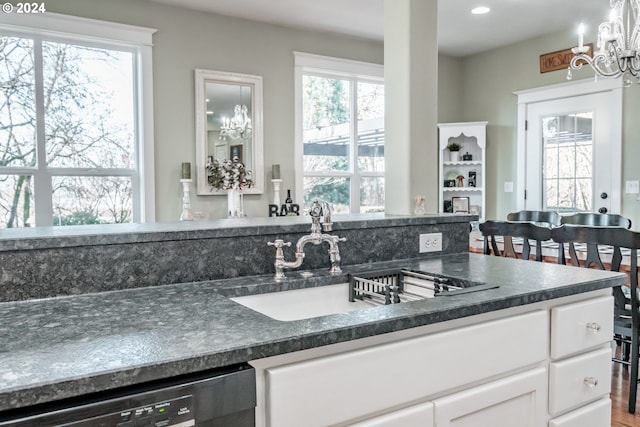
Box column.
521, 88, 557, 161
384, 0, 438, 214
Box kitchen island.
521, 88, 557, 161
0, 252, 625, 426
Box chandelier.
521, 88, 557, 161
568, 0, 640, 86
220, 104, 252, 141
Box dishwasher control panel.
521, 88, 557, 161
66, 395, 194, 427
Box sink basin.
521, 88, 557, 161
230, 269, 498, 321
231, 283, 371, 321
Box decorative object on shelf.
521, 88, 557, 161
447, 142, 461, 162
271, 164, 282, 206
413, 195, 426, 215
206, 157, 254, 218
568, 0, 640, 86
456, 175, 465, 187
179, 162, 194, 221
446, 170, 459, 181
452, 196, 470, 213
443, 200, 453, 213
462, 152, 473, 161
285, 189, 294, 213
272, 179, 282, 206
468, 170, 477, 187
268, 188, 300, 217
444, 179, 456, 188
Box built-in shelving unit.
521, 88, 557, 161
438, 121, 487, 221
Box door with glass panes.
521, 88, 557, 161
524, 91, 620, 214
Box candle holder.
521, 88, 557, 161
272, 179, 283, 207
180, 178, 194, 221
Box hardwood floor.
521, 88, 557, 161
611, 348, 639, 427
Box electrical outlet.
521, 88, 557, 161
419, 232, 442, 253
625, 180, 639, 194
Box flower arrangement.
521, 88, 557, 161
206, 157, 254, 190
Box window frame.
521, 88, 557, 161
0, 12, 156, 225
294, 52, 384, 214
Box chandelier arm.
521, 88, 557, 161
571, 53, 622, 78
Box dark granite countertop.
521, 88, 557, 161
0, 253, 625, 412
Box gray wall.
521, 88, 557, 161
460, 25, 640, 228
43, 0, 464, 222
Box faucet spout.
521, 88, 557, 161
267, 200, 346, 280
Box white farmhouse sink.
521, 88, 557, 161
231, 270, 496, 322
231, 283, 372, 321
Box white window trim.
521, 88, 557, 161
0, 12, 157, 222
294, 52, 384, 213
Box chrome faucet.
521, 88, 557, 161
267, 200, 346, 281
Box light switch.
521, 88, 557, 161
625, 180, 639, 194
504, 181, 514, 193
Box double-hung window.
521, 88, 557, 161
294, 52, 384, 214
0, 13, 155, 227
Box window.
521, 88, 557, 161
542, 113, 593, 212
0, 13, 155, 227
295, 53, 384, 214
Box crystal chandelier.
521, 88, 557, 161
220, 104, 252, 140
568, 0, 640, 86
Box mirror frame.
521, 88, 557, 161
195, 69, 264, 195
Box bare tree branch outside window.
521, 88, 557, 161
0, 34, 136, 227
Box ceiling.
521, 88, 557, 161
147, 0, 610, 57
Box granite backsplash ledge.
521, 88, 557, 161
0, 213, 475, 302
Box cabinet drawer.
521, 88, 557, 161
549, 347, 611, 414
266, 310, 547, 427
433, 368, 546, 427
548, 398, 611, 427
550, 296, 613, 359
350, 402, 434, 427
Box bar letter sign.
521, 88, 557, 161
540, 44, 593, 74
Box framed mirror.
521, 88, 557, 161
195, 69, 264, 195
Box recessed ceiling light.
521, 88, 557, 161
471, 6, 490, 15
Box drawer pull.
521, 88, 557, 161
585, 322, 601, 333
583, 376, 598, 387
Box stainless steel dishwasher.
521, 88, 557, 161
0, 363, 256, 426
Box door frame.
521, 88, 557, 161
514, 78, 623, 213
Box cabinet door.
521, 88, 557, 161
433, 368, 546, 427
350, 402, 434, 427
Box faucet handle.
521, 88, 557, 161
268, 239, 292, 249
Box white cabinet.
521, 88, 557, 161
250, 291, 613, 427
438, 121, 487, 221
433, 368, 546, 427
264, 311, 547, 427
548, 296, 613, 424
